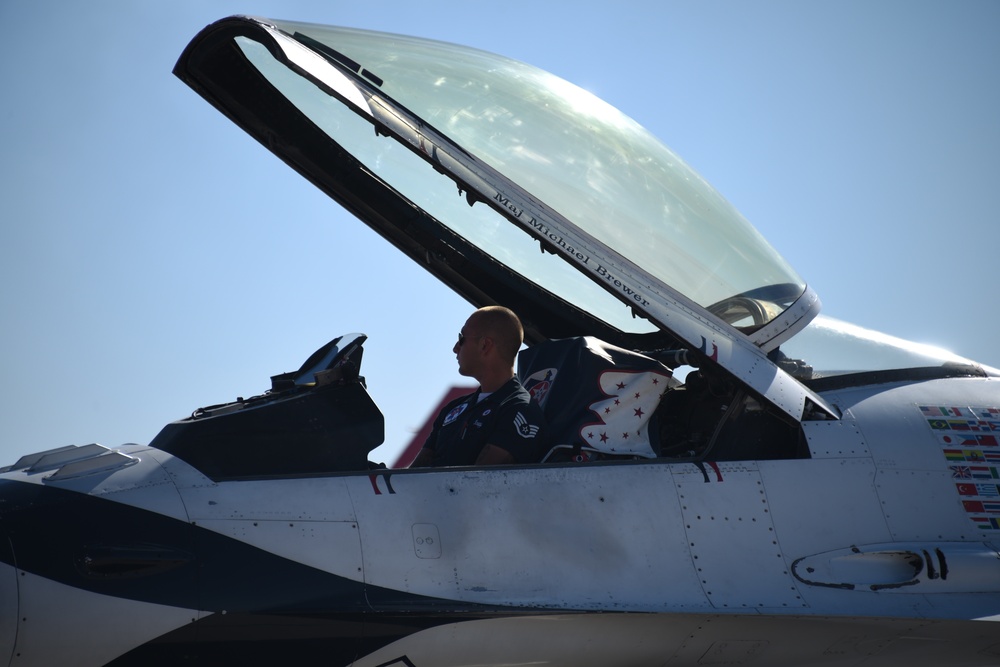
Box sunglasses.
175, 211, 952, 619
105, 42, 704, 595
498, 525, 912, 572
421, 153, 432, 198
457, 332, 486, 347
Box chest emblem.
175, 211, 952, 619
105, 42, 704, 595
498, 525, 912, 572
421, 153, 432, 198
443, 402, 469, 426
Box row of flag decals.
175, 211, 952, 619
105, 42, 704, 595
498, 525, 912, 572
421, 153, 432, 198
921, 405, 1000, 530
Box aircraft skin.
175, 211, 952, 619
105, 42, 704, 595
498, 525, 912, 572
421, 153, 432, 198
2, 374, 999, 665
2, 14, 1000, 667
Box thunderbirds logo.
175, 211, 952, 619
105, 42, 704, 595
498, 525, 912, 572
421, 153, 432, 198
442, 402, 469, 426
524, 367, 557, 408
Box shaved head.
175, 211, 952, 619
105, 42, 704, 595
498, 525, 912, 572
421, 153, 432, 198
468, 306, 523, 363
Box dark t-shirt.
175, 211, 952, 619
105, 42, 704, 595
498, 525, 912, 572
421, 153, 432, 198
423, 377, 547, 466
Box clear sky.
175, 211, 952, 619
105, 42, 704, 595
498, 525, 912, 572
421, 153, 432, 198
1, 1, 997, 467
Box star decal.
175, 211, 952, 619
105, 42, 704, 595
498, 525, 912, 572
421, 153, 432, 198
579, 368, 673, 457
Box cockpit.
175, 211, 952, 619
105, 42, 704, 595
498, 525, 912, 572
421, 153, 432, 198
164, 17, 993, 480
149, 329, 805, 480
147, 319, 984, 482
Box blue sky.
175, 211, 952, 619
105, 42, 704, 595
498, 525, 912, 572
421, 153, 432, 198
1, 1, 998, 466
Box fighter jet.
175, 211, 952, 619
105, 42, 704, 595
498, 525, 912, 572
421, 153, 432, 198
1, 15, 998, 666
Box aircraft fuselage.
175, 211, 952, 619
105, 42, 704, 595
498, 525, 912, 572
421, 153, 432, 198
1, 374, 998, 666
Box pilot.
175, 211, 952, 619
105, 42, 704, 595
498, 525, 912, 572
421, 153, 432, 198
409, 306, 547, 467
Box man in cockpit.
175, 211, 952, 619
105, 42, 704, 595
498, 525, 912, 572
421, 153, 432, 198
409, 306, 547, 467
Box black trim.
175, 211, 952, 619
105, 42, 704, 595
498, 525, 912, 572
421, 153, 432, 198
150, 379, 384, 481
0, 478, 548, 665
803, 364, 989, 393
0, 480, 454, 614
106, 610, 515, 667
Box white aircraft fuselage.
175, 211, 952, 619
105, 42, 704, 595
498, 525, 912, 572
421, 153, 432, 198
1, 371, 998, 666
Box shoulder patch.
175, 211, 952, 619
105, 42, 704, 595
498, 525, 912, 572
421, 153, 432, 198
514, 411, 540, 438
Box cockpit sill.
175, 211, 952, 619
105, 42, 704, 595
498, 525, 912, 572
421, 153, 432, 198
9, 334, 984, 484
127, 332, 991, 484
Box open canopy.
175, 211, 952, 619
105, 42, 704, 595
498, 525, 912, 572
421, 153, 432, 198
174, 15, 837, 422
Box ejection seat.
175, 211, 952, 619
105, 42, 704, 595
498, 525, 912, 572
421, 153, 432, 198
517, 337, 675, 463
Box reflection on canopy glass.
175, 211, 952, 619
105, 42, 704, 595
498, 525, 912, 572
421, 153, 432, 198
242, 21, 807, 334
